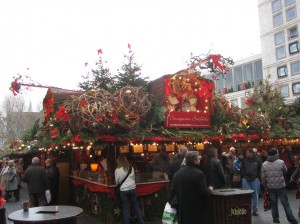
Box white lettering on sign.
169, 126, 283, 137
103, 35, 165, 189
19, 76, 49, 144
169, 115, 209, 122
229, 208, 247, 216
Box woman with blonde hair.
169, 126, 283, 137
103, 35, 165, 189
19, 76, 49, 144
115, 154, 144, 224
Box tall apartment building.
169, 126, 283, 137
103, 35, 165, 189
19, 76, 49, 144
215, 0, 300, 108
258, 0, 300, 105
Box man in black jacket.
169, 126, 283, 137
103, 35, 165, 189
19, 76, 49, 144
203, 147, 226, 189
45, 159, 60, 205
22, 157, 50, 207
168, 145, 188, 182
171, 151, 211, 224
241, 148, 262, 216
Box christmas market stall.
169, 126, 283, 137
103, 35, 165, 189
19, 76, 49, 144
38, 66, 218, 223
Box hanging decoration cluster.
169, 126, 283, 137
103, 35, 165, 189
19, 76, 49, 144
64, 86, 151, 131
187, 53, 234, 80
114, 86, 151, 125
9, 74, 79, 96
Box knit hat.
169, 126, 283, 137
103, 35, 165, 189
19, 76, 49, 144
268, 148, 278, 156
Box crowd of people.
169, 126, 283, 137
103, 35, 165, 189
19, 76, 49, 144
0, 145, 299, 224
113, 145, 300, 224
0, 156, 60, 208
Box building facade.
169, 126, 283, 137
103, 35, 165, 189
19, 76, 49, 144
217, 0, 300, 107
258, 0, 300, 105
212, 54, 263, 108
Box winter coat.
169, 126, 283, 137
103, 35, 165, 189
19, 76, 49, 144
241, 155, 262, 182
280, 150, 294, 169
203, 156, 226, 189
226, 153, 236, 173
261, 156, 287, 189
168, 156, 184, 182
5, 167, 18, 191
0, 166, 8, 189
291, 164, 300, 182
22, 164, 50, 194
172, 166, 211, 224
233, 158, 242, 175
46, 164, 60, 202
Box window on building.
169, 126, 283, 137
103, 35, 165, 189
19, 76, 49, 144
288, 26, 298, 40
276, 46, 286, 59
291, 61, 300, 75
241, 97, 247, 109
275, 31, 285, 45
281, 85, 289, 97
243, 63, 253, 86
215, 77, 224, 94
225, 71, 234, 91
277, 65, 288, 78
292, 82, 300, 94
286, 7, 297, 21
234, 66, 243, 91
272, 0, 282, 12
230, 99, 238, 106
274, 13, 283, 27
289, 42, 299, 54
285, 0, 295, 6
254, 60, 263, 84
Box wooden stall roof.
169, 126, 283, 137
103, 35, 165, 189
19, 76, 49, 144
43, 88, 84, 107
148, 74, 170, 106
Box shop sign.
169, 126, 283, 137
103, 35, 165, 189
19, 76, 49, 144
227, 204, 250, 219
165, 111, 211, 128
50, 127, 59, 139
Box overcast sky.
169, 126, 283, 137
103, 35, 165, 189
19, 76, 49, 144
0, 0, 261, 111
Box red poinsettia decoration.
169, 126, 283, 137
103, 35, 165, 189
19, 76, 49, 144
73, 135, 82, 143
43, 98, 54, 122
9, 78, 21, 96
55, 106, 70, 121
245, 98, 255, 106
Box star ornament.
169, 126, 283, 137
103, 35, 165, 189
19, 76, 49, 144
114, 207, 121, 216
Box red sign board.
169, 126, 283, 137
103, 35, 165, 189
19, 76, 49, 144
50, 127, 59, 139
165, 111, 211, 128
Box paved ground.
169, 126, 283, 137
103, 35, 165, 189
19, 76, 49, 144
2, 182, 300, 223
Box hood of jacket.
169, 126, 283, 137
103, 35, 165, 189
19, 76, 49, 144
267, 155, 278, 162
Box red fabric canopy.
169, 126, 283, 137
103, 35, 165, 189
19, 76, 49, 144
71, 179, 168, 197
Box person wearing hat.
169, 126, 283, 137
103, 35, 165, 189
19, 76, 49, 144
261, 148, 298, 224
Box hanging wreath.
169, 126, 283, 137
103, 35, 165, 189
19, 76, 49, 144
113, 86, 151, 125
64, 89, 116, 129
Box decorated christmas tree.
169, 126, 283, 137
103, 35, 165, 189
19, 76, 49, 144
113, 44, 149, 90
79, 49, 114, 93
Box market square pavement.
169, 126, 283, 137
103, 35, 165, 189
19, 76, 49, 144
3, 182, 300, 224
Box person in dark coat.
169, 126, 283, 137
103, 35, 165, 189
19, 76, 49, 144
168, 145, 188, 182
280, 145, 295, 189
22, 157, 50, 207
241, 148, 262, 216
171, 151, 212, 224
203, 147, 226, 189
45, 159, 60, 205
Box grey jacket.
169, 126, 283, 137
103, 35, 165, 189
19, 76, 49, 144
261, 156, 287, 189
5, 167, 18, 191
